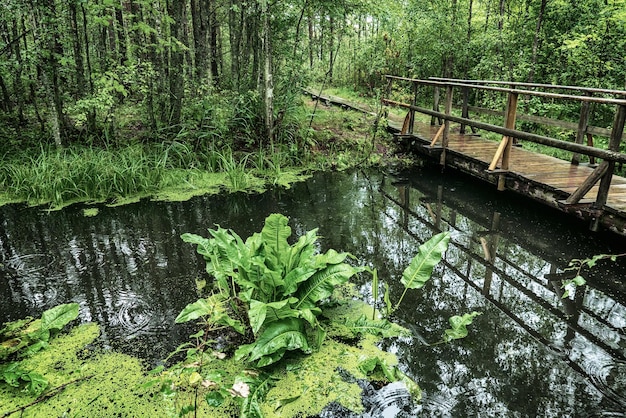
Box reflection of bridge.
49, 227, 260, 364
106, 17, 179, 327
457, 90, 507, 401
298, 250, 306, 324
379, 177, 626, 408
382, 76, 626, 236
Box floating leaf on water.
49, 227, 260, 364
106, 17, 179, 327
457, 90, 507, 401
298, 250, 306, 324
443, 311, 482, 342
41, 303, 79, 332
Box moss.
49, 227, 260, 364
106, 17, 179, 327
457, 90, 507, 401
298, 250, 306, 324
0, 296, 414, 418
260, 341, 366, 417
82, 208, 99, 217
0, 323, 165, 417
168, 299, 408, 418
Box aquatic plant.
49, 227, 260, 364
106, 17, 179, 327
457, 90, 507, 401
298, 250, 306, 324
0, 217, 481, 417
0, 303, 79, 396
214, 147, 252, 192
167, 214, 480, 417
177, 213, 364, 367
368, 231, 482, 345
561, 252, 626, 298
0, 146, 166, 207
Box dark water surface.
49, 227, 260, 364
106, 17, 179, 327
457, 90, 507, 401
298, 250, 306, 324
1, 165, 626, 417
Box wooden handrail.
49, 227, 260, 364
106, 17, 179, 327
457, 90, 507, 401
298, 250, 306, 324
383, 98, 626, 164
451, 104, 612, 137
385, 75, 626, 106
429, 77, 626, 97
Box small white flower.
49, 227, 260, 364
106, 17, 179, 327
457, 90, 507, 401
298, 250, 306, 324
229, 381, 250, 398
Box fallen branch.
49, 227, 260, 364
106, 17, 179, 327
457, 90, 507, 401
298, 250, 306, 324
1, 375, 94, 417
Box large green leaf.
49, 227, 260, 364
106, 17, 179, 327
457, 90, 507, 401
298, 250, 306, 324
180, 233, 212, 257
261, 214, 291, 265
248, 298, 297, 335
314, 249, 349, 266
182, 232, 231, 292
343, 315, 410, 338
238, 372, 277, 418
175, 299, 213, 323
401, 232, 450, 290
247, 318, 309, 367
295, 264, 361, 309
285, 229, 318, 272
282, 266, 316, 295
41, 303, 79, 332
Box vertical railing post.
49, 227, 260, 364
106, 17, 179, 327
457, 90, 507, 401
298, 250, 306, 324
496, 91, 519, 190
591, 103, 626, 231
431, 86, 441, 126
440, 85, 454, 166
409, 81, 417, 134
572, 96, 591, 165
460, 86, 469, 134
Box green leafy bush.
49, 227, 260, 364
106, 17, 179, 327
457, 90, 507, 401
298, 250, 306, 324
177, 213, 363, 367
171, 215, 480, 417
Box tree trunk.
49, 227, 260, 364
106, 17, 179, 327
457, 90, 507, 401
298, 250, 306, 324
209, 0, 220, 85
528, 0, 548, 84
81, 3, 96, 132
329, 15, 334, 83
260, 0, 273, 141
167, 0, 184, 126
11, 19, 26, 123
68, 1, 87, 101
191, 0, 208, 84
293, 0, 308, 58
30, 1, 65, 147
114, 4, 127, 65
307, 10, 314, 68
228, 0, 242, 90
0, 75, 11, 113
467, 0, 473, 43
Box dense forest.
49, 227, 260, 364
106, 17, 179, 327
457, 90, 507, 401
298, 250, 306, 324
0, 0, 625, 204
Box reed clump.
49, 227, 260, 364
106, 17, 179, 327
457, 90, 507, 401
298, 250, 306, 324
0, 145, 167, 207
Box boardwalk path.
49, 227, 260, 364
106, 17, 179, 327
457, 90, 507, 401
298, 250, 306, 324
305, 89, 626, 235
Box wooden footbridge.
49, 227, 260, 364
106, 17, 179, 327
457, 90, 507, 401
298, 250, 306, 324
373, 76, 626, 236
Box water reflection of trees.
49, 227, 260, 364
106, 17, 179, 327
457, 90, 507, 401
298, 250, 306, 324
378, 174, 626, 416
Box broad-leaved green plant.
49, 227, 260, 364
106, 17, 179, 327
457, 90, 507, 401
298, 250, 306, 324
177, 213, 363, 367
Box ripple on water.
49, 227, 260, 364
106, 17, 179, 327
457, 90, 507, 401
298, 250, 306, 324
113, 291, 166, 338
6, 254, 54, 275
578, 351, 626, 411
363, 381, 419, 418
5, 254, 65, 309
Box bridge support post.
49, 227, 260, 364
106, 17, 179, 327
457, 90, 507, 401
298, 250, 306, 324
409, 82, 417, 134
572, 98, 591, 165
440, 86, 454, 166
590, 104, 626, 231
496, 92, 519, 190
431, 87, 442, 126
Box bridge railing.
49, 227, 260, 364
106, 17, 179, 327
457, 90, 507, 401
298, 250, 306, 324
382, 76, 626, 224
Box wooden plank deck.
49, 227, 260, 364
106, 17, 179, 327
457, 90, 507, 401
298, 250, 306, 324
305, 89, 626, 235
389, 118, 626, 235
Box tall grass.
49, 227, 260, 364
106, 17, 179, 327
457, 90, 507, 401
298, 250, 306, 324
215, 147, 251, 191
0, 145, 166, 207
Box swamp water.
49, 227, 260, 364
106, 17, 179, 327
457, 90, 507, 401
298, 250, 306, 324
1, 165, 625, 417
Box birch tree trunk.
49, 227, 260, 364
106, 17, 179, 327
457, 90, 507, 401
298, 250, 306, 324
260, 0, 273, 141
